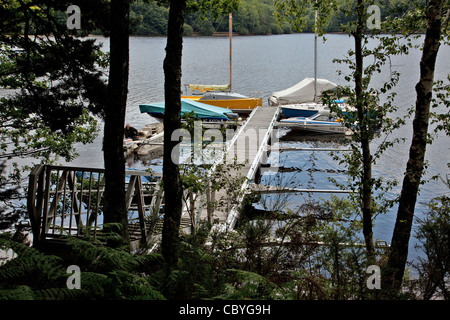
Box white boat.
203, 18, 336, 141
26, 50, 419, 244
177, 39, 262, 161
279, 113, 353, 135
268, 78, 338, 107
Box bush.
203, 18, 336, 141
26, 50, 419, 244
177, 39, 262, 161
183, 24, 193, 37
413, 196, 450, 300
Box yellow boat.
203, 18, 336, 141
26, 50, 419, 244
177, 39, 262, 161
182, 87, 262, 113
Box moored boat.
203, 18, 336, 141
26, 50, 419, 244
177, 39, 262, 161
182, 13, 262, 114
280, 98, 356, 118
139, 98, 237, 121
279, 113, 353, 135
269, 78, 338, 107
268, 7, 353, 119
182, 86, 262, 113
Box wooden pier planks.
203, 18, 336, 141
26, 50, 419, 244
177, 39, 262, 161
196, 106, 280, 231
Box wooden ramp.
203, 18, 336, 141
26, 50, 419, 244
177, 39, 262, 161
27, 165, 164, 252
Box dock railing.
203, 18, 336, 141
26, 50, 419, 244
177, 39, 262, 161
27, 164, 163, 250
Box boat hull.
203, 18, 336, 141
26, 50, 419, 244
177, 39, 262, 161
280, 100, 355, 118
281, 105, 326, 118
294, 124, 349, 134
139, 99, 234, 120
279, 117, 351, 135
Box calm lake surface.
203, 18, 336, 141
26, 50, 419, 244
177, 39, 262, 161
65, 34, 449, 262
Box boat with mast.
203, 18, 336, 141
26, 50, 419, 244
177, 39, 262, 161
268, 7, 354, 118
182, 13, 263, 114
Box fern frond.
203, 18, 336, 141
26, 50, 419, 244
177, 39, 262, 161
220, 269, 278, 300
214, 283, 239, 300
33, 287, 83, 300
65, 236, 101, 265
134, 253, 164, 273
0, 285, 34, 300
0, 242, 65, 286
96, 247, 138, 272
78, 271, 112, 298
192, 283, 209, 299
65, 236, 138, 273
109, 270, 165, 300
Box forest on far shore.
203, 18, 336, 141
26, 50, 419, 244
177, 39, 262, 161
129, 0, 426, 36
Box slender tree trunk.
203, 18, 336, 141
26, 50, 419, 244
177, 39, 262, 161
161, 0, 186, 268
103, 0, 130, 244
384, 0, 443, 292
354, 0, 375, 263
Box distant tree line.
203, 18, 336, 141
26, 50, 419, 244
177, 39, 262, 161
128, 0, 426, 36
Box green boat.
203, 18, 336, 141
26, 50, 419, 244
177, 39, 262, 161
139, 99, 237, 120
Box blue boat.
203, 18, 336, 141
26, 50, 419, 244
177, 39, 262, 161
139, 98, 237, 121
280, 99, 354, 118
281, 103, 331, 118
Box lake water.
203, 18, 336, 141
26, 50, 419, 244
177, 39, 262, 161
59, 34, 449, 262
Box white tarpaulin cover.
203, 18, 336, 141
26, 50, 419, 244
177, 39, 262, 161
269, 78, 337, 105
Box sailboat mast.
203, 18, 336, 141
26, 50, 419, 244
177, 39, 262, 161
314, 7, 318, 102
229, 12, 232, 92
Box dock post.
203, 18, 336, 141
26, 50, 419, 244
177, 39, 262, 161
206, 178, 212, 225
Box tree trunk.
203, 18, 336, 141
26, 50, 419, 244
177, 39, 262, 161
354, 0, 375, 263
161, 0, 186, 268
103, 0, 130, 244
384, 0, 443, 292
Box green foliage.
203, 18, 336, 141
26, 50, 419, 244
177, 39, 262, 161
413, 195, 450, 300
431, 75, 450, 137
0, 231, 165, 300
0, 163, 21, 230
0, 206, 407, 300
160, 232, 227, 299
216, 268, 277, 299
131, 0, 169, 36
0, 0, 108, 231
0, 237, 78, 300
130, 0, 290, 36
274, 0, 429, 33
127, 0, 429, 36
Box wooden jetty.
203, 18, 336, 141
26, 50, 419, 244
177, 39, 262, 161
206, 105, 281, 231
